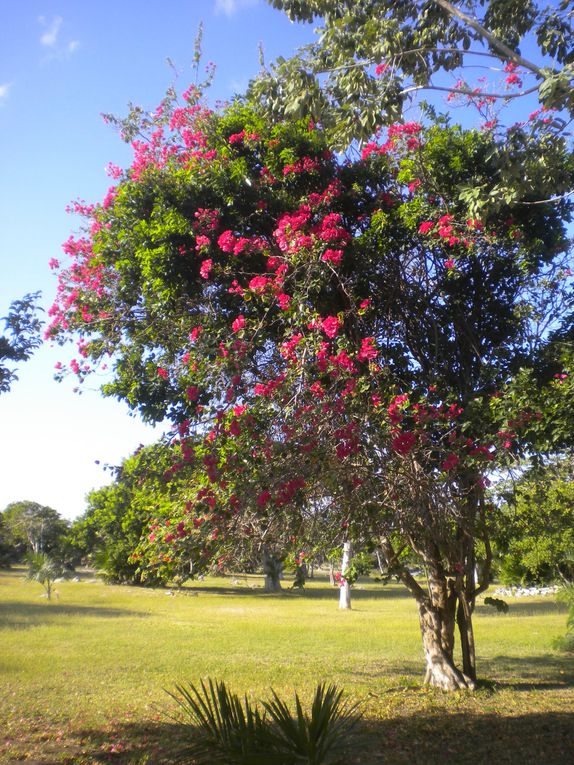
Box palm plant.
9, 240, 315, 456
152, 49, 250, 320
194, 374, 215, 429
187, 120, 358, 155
166, 678, 278, 764
263, 683, 361, 765
166, 679, 361, 765
26, 553, 68, 600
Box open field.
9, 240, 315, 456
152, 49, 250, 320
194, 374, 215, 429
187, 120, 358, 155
1, 566, 573, 764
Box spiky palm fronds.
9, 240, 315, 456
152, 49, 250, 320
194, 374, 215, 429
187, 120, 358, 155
166, 679, 361, 765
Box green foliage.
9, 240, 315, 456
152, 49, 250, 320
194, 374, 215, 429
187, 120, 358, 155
262, 683, 361, 765
2, 501, 69, 560
69, 443, 175, 585
260, 1, 574, 147
493, 456, 574, 584
553, 585, 574, 652
0, 513, 21, 566
0, 292, 43, 394
167, 678, 360, 765
167, 678, 270, 764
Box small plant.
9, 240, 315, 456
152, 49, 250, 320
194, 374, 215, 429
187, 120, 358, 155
25, 553, 69, 600
166, 678, 274, 764
263, 683, 361, 765
166, 679, 361, 765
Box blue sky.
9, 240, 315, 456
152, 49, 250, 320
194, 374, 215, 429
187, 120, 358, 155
0, 0, 313, 519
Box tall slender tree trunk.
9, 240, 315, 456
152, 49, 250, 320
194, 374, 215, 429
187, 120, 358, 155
339, 541, 352, 609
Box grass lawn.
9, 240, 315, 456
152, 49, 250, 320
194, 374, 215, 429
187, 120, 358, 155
0, 566, 572, 764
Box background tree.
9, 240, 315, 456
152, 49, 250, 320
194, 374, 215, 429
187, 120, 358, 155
0, 292, 43, 394
69, 443, 177, 585
2, 501, 69, 559
258, 0, 574, 148
47, 85, 572, 689
492, 455, 574, 585
0, 513, 20, 566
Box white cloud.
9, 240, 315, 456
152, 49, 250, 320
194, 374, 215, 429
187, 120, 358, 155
37, 17, 79, 61
39, 15, 63, 47
215, 0, 259, 17
0, 83, 11, 105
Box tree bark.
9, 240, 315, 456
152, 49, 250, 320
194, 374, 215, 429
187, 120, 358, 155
456, 590, 476, 681
262, 548, 282, 592
380, 535, 476, 691
418, 600, 475, 690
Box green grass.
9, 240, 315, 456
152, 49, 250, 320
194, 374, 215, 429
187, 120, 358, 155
1, 567, 573, 764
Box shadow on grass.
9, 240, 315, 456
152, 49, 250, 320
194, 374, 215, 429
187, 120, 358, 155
0, 601, 147, 630
184, 581, 409, 600
477, 599, 567, 617
70, 708, 574, 765
479, 653, 574, 690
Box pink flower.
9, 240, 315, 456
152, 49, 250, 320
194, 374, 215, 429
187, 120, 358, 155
442, 453, 460, 471
228, 418, 241, 437
418, 221, 434, 234
309, 381, 325, 399
248, 275, 269, 292
444, 259, 456, 269
321, 248, 344, 266
157, 367, 168, 379
189, 326, 203, 342
232, 315, 246, 333
257, 489, 272, 508
277, 293, 291, 310
199, 259, 213, 279
321, 315, 341, 338
375, 62, 389, 76
391, 431, 416, 455
186, 386, 200, 402
357, 337, 378, 362
218, 230, 236, 253
195, 235, 210, 251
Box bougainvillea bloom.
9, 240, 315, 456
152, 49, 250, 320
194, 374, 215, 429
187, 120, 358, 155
321, 315, 341, 338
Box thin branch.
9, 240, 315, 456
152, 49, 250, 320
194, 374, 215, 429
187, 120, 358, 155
431, 0, 545, 78
401, 83, 539, 100
519, 189, 574, 206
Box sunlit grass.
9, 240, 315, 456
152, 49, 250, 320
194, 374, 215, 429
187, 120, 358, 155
1, 566, 572, 764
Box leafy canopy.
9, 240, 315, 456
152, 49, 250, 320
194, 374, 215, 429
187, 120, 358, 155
258, 0, 574, 149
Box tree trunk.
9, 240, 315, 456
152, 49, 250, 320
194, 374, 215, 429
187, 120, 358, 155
339, 541, 352, 610
418, 600, 476, 690
456, 591, 476, 681
262, 548, 282, 592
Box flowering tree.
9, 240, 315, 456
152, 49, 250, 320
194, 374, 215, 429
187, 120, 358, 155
47, 86, 572, 689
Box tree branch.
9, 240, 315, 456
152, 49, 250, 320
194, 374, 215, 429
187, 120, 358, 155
431, 0, 545, 78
